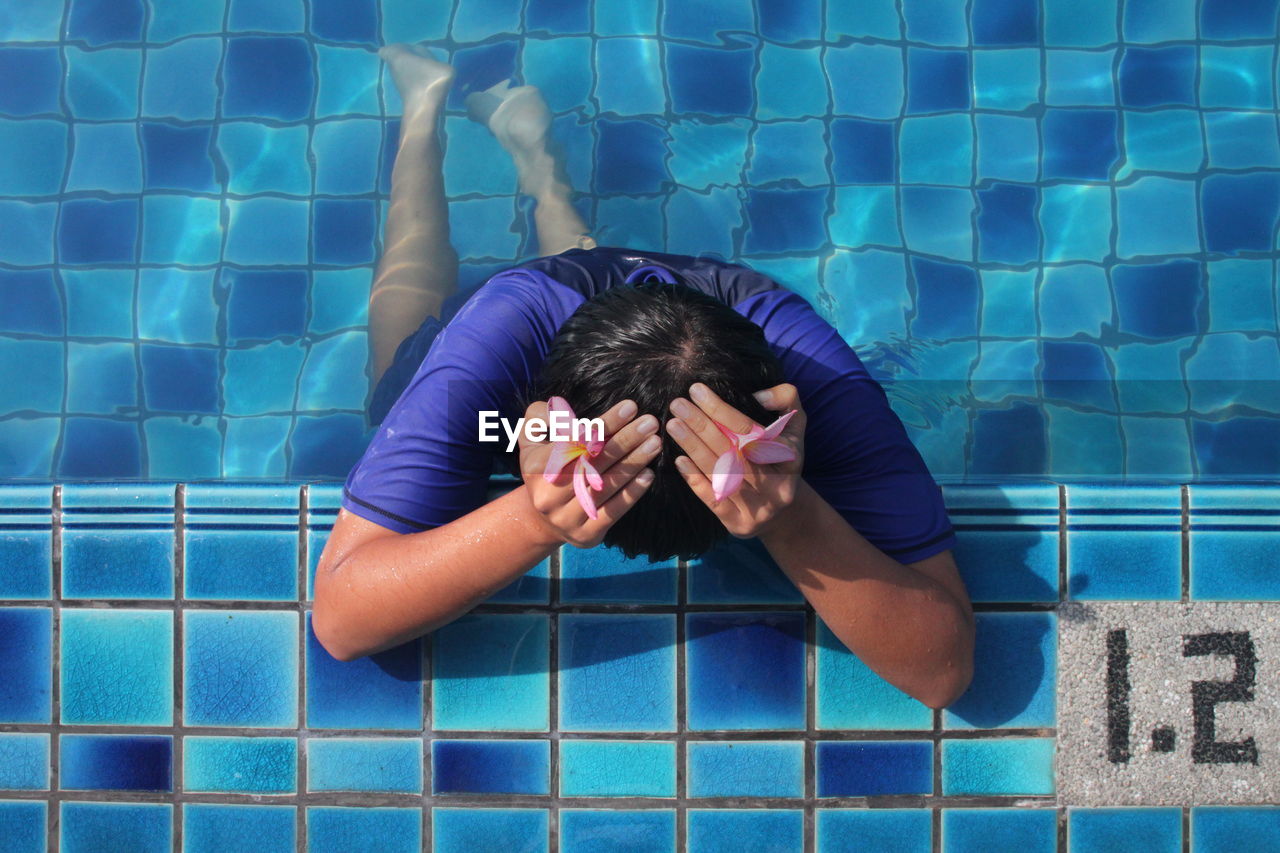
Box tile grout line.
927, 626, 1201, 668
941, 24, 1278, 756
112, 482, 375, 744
1058, 484, 1067, 853
676, 554, 687, 853
174, 483, 185, 853
806, 587, 816, 853
50, 484, 62, 853
298, 483, 309, 852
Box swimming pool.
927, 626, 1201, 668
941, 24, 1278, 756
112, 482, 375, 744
2, 0, 1280, 850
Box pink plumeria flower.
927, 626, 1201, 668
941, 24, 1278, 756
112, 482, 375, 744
541, 396, 608, 520
710, 409, 798, 502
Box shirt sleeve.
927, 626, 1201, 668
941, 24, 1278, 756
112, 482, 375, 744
342, 269, 584, 533
736, 289, 957, 565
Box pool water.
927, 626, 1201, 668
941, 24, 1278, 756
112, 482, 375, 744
2, 0, 1278, 480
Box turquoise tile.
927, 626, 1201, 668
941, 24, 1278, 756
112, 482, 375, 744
900, 186, 975, 261
1068, 807, 1182, 853
142, 37, 220, 120
686, 810, 803, 852
485, 554, 552, 604
66, 342, 136, 415
1187, 333, 1280, 415
756, 43, 828, 120
0, 201, 56, 265
143, 418, 221, 480
61, 485, 175, 599
0, 419, 59, 478
432, 808, 548, 853
217, 122, 312, 195
307, 738, 422, 793
184, 610, 298, 728
899, 114, 973, 186
306, 807, 421, 853
942, 808, 1056, 853
0, 800, 45, 853
0, 119, 66, 196
943, 484, 1059, 603
1189, 485, 1280, 600
432, 739, 549, 795
1116, 177, 1201, 258
826, 44, 904, 119
817, 809, 931, 853
560, 544, 677, 604
747, 120, 829, 187
816, 618, 932, 730
224, 198, 309, 265
980, 269, 1038, 338
1123, 0, 1196, 43
1119, 110, 1203, 178
594, 0, 658, 35
312, 119, 382, 195
442, 117, 517, 197
664, 187, 742, 260
66, 123, 142, 192
315, 45, 380, 117
223, 342, 306, 415
1040, 184, 1113, 262
687, 741, 804, 798
1112, 339, 1191, 415
1044, 0, 1116, 45
309, 269, 370, 335
687, 612, 805, 731
141, 195, 221, 265
0, 608, 51, 723
0, 0, 62, 40
829, 187, 900, 248
1206, 259, 1275, 333
305, 613, 422, 731
432, 613, 549, 731
147, 0, 226, 40
223, 417, 291, 478
973, 49, 1040, 111
1120, 416, 1194, 477
827, 0, 898, 39
558, 740, 676, 797
1039, 265, 1113, 338
688, 536, 802, 604
227, 0, 303, 32
65, 48, 140, 120
971, 340, 1040, 405
940, 738, 1055, 795
297, 332, 368, 411
381, 0, 450, 42
1045, 49, 1116, 106
1200, 45, 1274, 108
184, 485, 299, 601
182, 804, 296, 853
183, 737, 297, 793
667, 118, 749, 189
559, 614, 675, 732
1047, 406, 1124, 476
61, 802, 171, 853
0, 485, 52, 598
522, 37, 593, 115
1205, 112, 1280, 169
1191, 806, 1280, 852
63, 269, 134, 338
137, 269, 218, 343
560, 810, 675, 852
596, 194, 665, 253
944, 612, 1057, 729
60, 609, 173, 725
594, 38, 665, 115
0, 733, 49, 789
902, 0, 967, 44
826, 249, 909, 344
449, 197, 520, 261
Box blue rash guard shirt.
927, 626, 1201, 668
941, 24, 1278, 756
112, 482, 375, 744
342, 246, 957, 565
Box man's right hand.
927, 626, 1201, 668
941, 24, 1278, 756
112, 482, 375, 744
517, 398, 661, 549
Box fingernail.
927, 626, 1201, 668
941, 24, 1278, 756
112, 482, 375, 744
671, 398, 694, 418
674, 456, 691, 473
618, 400, 637, 419
637, 468, 655, 486
753, 389, 772, 405
641, 435, 661, 453
690, 383, 710, 403
666, 418, 688, 438
636, 415, 659, 435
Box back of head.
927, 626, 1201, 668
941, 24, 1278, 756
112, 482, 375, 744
532, 280, 784, 561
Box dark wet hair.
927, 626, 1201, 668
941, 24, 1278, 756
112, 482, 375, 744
529, 280, 784, 561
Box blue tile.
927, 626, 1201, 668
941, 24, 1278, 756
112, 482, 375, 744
594, 0, 658, 36
432, 809, 548, 853
1190, 486, 1280, 600
594, 38, 665, 115
148, 0, 226, 40
0, 732, 49, 789
688, 741, 804, 798
63, 269, 132, 337
1188, 332, 1280, 415
0, 47, 60, 115
0, 201, 54, 264
313, 199, 377, 265
297, 332, 367, 410
1044, 0, 1116, 45
222, 417, 290, 477
973, 49, 1040, 111
57, 419, 142, 478
1119, 46, 1196, 108
139, 344, 219, 414
1202, 0, 1279, 38
978, 183, 1039, 265
222, 37, 313, 121
687, 810, 803, 853
433, 740, 549, 795
61, 734, 171, 791
1191, 806, 1280, 852
667, 119, 749, 189
185, 610, 298, 727
446, 39, 519, 110
595, 118, 670, 194
315, 45, 379, 117
310, 269, 371, 335
225, 268, 308, 342
1205, 112, 1280, 169
831, 118, 894, 184
1121, 109, 1203, 176
755, 44, 827, 120
942, 808, 1056, 853
217, 122, 311, 195
141, 122, 216, 191
826, 248, 911, 342
0, 608, 51, 724
826, 0, 898, 39
907, 49, 969, 113
911, 257, 979, 339
660, 0, 753, 43
559, 614, 675, 732
58, 198, 138, 265
944, 612, 1056, 728
142, 37, 220, 119
902, 0, 966, 43
0, 270, 61, 336
289, 414, 370, 478
448, 197, 520, 260
0, 485, 52, 598
0, 119, 66, 195
305, 612, 422, 730
224, 341, 302, 413
67, 341, 137, 414
184, 485, 299, 600
183, 736, 297, 792
561, 545, 677, 603
664, 188, 741, 258
141, 195, 221, 265
143, 418, 222, 480
314, 119, 384, 194
560, 810, 675, 853
1041, 341, 1115, 411
1194, 417, 1280, 475
0, 339, 63, 413
972, 0, 1039, 45
521, 37, 593, 114
66, 0, 143, 45
816, 741, 932, 797
225, 197, 309, 265
0, 801, 45, 853
1047, 406, 1124, 475
1045, 49, 1115, 106
1040, 184, 1111, 262
666, 42, 754, 115
431, 613, 548, 731
816, 809, 931, 853
308, 738, 422, 793
686, 612, 805, 731
971, 339, 1039, 404
826, 44, 904, 119
310, 0, 375, 42
827, 188, 900, 250
979, 269, 1037, 338
0, 422, 57, 478
1200, 45, 1274, 109
1202, 173, 1280, 255
1113, 260, 1202, 339
183, 804, 296, 853
307, 807, 422, 853
60, 608, 172, 724
1068, 808, 1182, 853
1043, 109, 1119, 180
1117, 177, 1200, 258
61, 802, 171, 853
1039, 265, 1112, 339
901, 186, 974, 260
558, 740, 676, 797
527, 0, 589, 32
975, 115, 1037, 183
1124, 0, 1196, 42
67, 122, 142, 192
742, 188, 828, 254
940, 737, 1055, 795
972, 404, 1047, 476
227, 0, 302, 31
65, 47, 140, 119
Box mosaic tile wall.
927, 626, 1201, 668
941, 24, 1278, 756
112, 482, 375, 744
1, 481, 1278, 851
1, 0, 1279, 481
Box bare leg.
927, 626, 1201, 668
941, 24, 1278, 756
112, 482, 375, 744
466, 81, 597, 257
369, 44, 457, 386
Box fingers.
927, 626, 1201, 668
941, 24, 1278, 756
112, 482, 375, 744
591, 467, 656, 528
594, 412, 660, 472
665, 415, 721, 477
687, 382, 757, 435
595, 431, 662, 504
669, 395, 733, 458
515, 400, 550, 453
753, 382, 800, 413
674, 455, 725, 510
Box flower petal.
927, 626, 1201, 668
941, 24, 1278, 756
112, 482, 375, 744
758, 409, 797, 441
543, 441, 579, 483
548, 396, 575, 420
581, 457, 604, 491
710, 449, 745, 502
583, 438, 606, 456
713, 419, 740, 446
743, 439, 796, 464
573, 458, 599, 520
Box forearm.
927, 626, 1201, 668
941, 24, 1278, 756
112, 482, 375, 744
758, 480, 973, 709
314, 486, 560, 661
